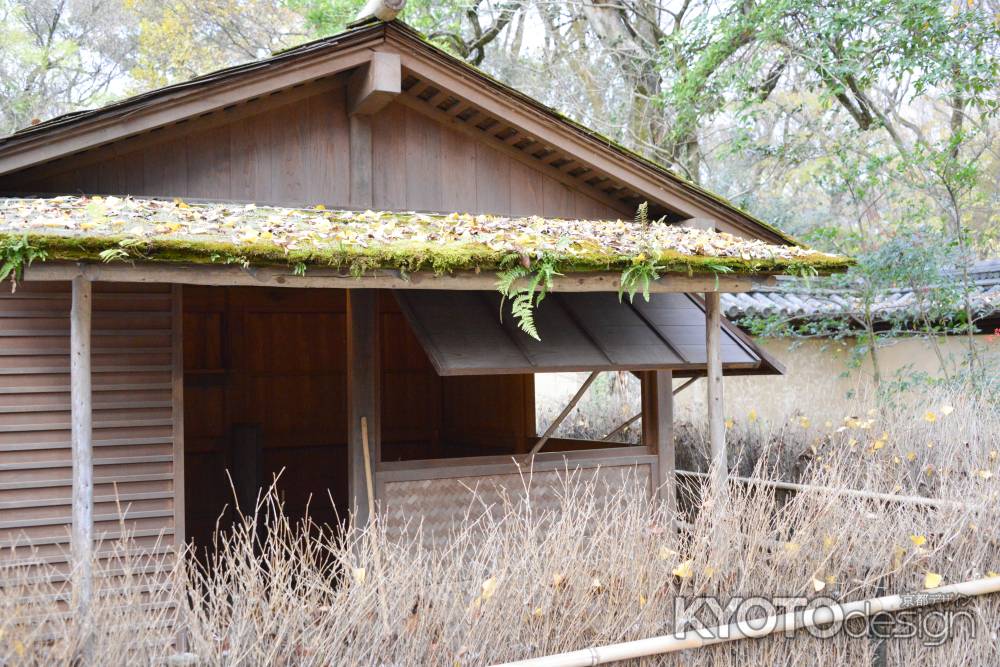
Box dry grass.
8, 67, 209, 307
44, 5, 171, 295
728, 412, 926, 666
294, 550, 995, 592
2, 387, 999, 665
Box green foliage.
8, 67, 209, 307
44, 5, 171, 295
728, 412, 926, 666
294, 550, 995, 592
496, 254, 561, 340
619, 259, 660, 303
0, 234, 46, 291
634, 201, 649, 227
739, 234, 979, 387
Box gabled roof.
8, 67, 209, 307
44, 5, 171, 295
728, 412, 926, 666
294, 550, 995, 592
0, 20, 798, 246
0, 196, 850, 276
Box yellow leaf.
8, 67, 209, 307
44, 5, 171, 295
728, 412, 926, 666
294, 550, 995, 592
923, 411, 937, 423
978, 469, 993, 480
532, 606, 544, 617
724, 418, 734, 430
825, 574, 837, 585
638, 594, 647, 607
924, 572, 942, 589
988, 571, 999, 578
906, 451, 917, 462
672, 560, 694, 578
748, 409, 758, 423
481, 577, 497, 600
910, 535, 926, 548
703, 565, 716, 578
314, 204, 326, 210
783, 542, 801, 557
14, 640, 25, 658
798, 416, 811, 428
990, 450, 998, 461
823, 535, 837, 551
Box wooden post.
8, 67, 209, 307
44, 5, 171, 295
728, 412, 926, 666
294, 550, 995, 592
346, 289, 380, 527
704, 292, 728, 496
70, 275, 93, 649
348, 51, 400, 210
641, 370, 676, 513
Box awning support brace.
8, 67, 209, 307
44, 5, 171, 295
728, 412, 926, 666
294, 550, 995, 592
530, 372, 599, 455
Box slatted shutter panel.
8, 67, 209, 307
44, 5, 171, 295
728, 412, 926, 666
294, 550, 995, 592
0, 281, 181, 599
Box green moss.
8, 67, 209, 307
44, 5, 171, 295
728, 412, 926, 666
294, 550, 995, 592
6, 231, 853, 279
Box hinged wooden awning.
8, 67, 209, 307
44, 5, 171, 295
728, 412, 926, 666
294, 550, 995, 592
394, 290, 783, 377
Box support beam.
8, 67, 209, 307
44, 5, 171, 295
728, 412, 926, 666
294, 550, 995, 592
641, 370, 675, 512
530, 372, 598, 455
348, 52, 401, 116
349, 115, 373, 209
704, 292, 727, 495
346, 289, 380, 527
70, 275, 93, 649
27, 262, 776, 294
347, 53, 399, 210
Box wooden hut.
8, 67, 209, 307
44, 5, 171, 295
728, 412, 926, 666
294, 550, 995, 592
0, 19, 849, 599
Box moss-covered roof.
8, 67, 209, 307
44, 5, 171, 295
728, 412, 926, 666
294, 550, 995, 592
0, 196, 850, 276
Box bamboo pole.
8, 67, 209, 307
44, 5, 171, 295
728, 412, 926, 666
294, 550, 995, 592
530, 372, 598, 455
704, 292, 727, 496
675, 469, 979, 511
70, 275, 93, 657
492, 575, 1000, 667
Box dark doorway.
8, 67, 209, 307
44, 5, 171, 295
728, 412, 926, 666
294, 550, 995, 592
182, 286, 349, 551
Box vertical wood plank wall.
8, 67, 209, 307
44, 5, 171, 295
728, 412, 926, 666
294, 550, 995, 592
10, 85, 625, 221
0, 281, 179, 585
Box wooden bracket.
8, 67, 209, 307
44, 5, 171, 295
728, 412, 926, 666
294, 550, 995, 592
348, 51, 402, 116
